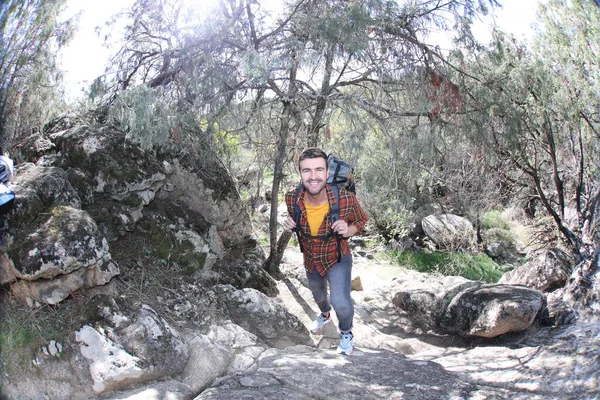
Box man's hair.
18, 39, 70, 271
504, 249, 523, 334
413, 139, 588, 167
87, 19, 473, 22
298, 147, 328, 171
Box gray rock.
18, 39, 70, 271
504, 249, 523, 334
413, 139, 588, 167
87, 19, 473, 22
216, 285, 312, 348
6, 205, 118, 306
438, 283, 546, 337
499, 248, 573, 292
195, 345, 511, 399
74, 302, 189, 395
392, 272, 546, 337
421, 213, 475, 249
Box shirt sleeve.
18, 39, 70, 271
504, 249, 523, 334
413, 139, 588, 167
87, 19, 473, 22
349, 195, 368, 233
284, 190, 296, 217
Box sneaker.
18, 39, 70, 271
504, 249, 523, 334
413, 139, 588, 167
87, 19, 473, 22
337, 331, 354, 355
309, 313, 331, 333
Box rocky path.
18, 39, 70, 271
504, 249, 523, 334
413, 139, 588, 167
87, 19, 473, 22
262, 247, 600, 400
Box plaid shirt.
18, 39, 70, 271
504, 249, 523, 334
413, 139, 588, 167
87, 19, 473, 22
285, 184, 368, 277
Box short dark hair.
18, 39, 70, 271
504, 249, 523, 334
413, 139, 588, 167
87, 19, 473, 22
298, 147, 327, 171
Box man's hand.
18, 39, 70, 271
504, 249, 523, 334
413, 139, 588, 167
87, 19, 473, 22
332, 220, 356, 238
282, 216, 297, 232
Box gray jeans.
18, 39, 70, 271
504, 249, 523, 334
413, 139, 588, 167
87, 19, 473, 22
305, 254, 354, 333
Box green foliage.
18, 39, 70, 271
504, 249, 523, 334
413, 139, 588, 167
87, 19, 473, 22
109, 85, 178, 150
200, 119, 240, 165
0, 0, 75, 145
394, 250, 503, 283
0, 320, 38, 353
361, 187, 412, 242
0, 301, 77, 373
480, 210, 511, 231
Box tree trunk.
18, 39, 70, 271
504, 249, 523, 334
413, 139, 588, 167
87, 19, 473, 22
263, 230, 293, 278
264, 50, 300, 277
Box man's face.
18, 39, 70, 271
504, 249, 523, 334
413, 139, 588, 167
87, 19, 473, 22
299, 157, 328, 196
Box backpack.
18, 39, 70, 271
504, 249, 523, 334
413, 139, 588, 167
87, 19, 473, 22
0, 156, 13, 185
292, 154, 355, 262
0, 183, 15, 212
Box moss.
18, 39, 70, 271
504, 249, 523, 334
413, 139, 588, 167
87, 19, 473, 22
180, 251, 208, 276
120, 194, 144, 208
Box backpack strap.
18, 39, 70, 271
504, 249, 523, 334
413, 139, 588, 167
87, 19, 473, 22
330, 185, 342, 263
292, 184, 305, 253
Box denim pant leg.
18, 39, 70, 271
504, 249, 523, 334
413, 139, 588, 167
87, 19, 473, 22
306, 267, 332, 315
326, 255, 354, 333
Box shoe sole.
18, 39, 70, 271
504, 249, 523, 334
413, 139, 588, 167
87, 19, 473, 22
337, 347, 353, 355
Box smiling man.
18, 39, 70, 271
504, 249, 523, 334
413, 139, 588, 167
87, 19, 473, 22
283, 147, 368, 355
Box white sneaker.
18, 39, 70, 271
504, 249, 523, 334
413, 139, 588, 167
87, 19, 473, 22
337, 331, 353, 355
309, 313, 331, 333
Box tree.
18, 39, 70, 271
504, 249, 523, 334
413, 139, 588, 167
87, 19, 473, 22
0, 0, 75, 146
103, 0, 501, 273
444, 0, 600, 258
536, 0, 600, 253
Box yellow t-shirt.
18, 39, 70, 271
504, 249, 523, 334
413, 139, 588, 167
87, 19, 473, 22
305, 201, 330, 236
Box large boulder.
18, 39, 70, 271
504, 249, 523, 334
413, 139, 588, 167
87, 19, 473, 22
1, 125, 268, 306
499, 247, 573, 292
1, 167, 118, 305
391, 271, 546, 337
0, 282, 310, 399
421, 213, 475, 249
215, 285, 312, 348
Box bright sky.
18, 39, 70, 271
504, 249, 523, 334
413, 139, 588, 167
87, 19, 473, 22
60, 0, 134, 101
59, 0, 540, 102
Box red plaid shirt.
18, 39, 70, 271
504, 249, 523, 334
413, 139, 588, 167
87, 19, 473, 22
285, 184, 368, 277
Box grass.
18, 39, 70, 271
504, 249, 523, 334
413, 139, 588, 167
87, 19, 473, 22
393, 250, 504, 283
0, 298, 77, 374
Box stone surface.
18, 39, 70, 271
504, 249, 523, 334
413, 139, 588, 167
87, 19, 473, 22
421, 213, 476, 249
391, 272, 546, 337
1, 125, 270, 306
499, 247, 573, 292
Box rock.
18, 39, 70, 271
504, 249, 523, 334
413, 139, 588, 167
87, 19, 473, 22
392, 271, 546, 337
6, 205, 118, 306
1, 124, 261, 306
101, 380, 193, 400
438, 284, 546, 337
212, 247, 278, 297
351, 276, 363, 291
421, 213, 475, 249
74, 302, 189, 395
216, 285, 312, 348
499, 248, 573, 292
411, 203, 441, 235
194, 345, 506, 399
181, 323, 266, 394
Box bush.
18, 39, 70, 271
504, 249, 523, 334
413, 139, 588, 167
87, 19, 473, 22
393, 250, 503, 283
360, 188, 412, 242
480, 210, 511, 230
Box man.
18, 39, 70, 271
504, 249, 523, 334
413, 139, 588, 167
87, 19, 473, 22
282, 147, 368, 355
